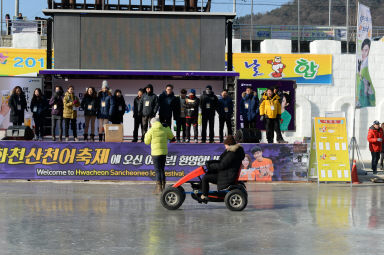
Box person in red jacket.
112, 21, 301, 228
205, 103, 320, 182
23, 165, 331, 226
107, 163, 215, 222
367, 120, 383, 174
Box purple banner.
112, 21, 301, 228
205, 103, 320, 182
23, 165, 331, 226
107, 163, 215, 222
0, 141, 307, 181
237, 79, 296, 131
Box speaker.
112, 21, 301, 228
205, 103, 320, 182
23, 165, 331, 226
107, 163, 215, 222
4, 126, 34, 140
235, 128, 261, 143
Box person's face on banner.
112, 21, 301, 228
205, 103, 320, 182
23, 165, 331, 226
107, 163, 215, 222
281, 96, 289, 109
253, 151, 263, 161
242, 157, 250, 169
362, 44, 370, 60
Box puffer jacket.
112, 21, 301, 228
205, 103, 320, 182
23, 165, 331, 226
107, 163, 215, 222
139, 92, 159, 117
8, 93, 27, 124
63, 92, 80, 119
49, 93, 64, 116
240, 92, 259, 122
110, 95, 126, 124
259, 94, 281, 119
97, 91, 112, 119
217, 95, 234, 119
367, 126, 384, 152
133, 96, 142, 118
81, 94, 98, 116
207, 144, 245, 190
200, 91, 218, 117
30, 96, 48, 118
158, 91, 178, 120
144, 121, 175, 156
185, 95, 200, 118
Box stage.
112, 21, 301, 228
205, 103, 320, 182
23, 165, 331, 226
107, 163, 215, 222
0, 141, 308, 181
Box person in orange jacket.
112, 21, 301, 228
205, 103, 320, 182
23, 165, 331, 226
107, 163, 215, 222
367, 120, 383, 174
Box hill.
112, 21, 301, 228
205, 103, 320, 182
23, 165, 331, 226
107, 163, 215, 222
235, 0, 384, 26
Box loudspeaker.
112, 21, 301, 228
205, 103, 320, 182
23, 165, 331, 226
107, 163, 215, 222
4, 126, 34, 140
235, 128, 261, 143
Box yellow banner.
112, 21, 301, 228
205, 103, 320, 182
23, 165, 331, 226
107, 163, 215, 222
0, 48, 51, 76
309, 117, 351, 182
231, 53, 332, 84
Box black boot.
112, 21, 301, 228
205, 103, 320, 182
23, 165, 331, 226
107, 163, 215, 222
99, 134, 103, 142
102, 134, 105, 142
84, 134, 88, 141
90, 134, 95, 142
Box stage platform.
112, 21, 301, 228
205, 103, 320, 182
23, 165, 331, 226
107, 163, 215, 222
0, 141, 308, 182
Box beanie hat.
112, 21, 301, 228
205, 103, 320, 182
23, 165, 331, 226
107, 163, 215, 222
206, 85, 212, 90
189, 89, 196, 95
146, 84, 154, 91
102, 80, 109, 89
151, 117, 160, 125
224, 135, 236, 146
373, 120, 380, 125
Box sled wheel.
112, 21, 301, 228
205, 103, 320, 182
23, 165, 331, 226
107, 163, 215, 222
224, 189, 247, 211
161, 186, 185, 210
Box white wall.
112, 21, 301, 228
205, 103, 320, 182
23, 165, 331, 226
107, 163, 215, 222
270, 40, 384, 160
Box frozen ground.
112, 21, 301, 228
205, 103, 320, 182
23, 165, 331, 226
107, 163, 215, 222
0, 181, 383, 255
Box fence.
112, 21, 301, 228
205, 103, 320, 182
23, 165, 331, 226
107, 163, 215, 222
0, 20, 47, 36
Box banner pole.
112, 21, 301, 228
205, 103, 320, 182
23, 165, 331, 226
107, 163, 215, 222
351, 2, 359, 167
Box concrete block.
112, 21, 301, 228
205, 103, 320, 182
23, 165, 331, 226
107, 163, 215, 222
310, 40, 341, 54
260, 39, 291, 54
12, 33, 41, 49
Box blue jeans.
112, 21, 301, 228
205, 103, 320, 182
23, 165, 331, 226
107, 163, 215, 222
153, 155, 166, 182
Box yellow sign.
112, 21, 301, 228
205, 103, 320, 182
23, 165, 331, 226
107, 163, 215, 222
309, 117, 351, 182
230, 53, 332, 84
0, 48, 52, 76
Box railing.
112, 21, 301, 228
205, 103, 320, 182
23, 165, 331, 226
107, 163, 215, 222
233, 24, 384, 42
0, 20, 48, 36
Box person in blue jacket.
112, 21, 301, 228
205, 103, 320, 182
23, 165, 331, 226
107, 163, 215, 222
217, 89, 233, 143
97, 80, 112, 142
240, 86, 259, 129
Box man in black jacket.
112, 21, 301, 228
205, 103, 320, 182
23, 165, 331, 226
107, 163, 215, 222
200, 85, 218, 143
132, 88, 144, 142
158, 84, 178, 128
139, 84, 159, 138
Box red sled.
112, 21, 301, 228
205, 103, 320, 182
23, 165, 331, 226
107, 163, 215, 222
160, 166, 248, 211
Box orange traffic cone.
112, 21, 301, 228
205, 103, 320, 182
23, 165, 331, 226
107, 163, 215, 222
351, 160, 360, 184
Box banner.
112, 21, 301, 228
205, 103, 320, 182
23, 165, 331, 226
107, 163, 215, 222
356, 3, 374, 108
0, 48, 50, 76
0, 77, 43, 129
236, 79, 296, 131
229, 53, 332, 84
308, 117, 351, 182
0, 141, 308, 182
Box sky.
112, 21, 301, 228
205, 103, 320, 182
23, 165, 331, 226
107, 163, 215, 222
2, 0, 291, 20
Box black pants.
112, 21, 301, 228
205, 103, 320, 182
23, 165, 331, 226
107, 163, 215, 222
265, 118, 283, 143
371, 151, 380, 173
201, 115, 215, 142
160, 115, 172, 129
142, 116, 152, 138
33, 116, 44, 138
243, 119, 256, 129
153, 155, 166, 182
219, 117, 233, 142
381, 152, 384, 169
186, 117, 198, 141
133, 116, 143, 141
64, 118, 77, 138
12, 121, 23, 126
202, 173, 218, 196
176, 117, 186, 141
52, 115, 63, 139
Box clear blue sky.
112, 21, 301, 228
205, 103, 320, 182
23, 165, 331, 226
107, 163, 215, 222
2, 0, 291, 19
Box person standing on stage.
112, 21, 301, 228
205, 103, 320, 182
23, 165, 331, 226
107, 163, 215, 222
63, 86, 80, 142
240, 86, 259, 129
50, 86, 64, 141
110, 89, 126, 125
132, 88, 144, 142
8, 86, 27, 126
185, 89, 199, 143
81, 87, 98, 142
158, 84, 178, 128
217, 89, 233, 143
139, 84, 159, 138
97, 80, 112, 142
175, 89, 187, 143
200, 85, 218, 143
144, 117, 174, 194
30, 88, 48, 141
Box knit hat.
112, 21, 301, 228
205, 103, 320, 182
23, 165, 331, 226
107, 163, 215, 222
151, 117, 160, 125
189, 89, 196, 95
373, 120, 380, 125
223, 135, 236, 146
102, 80, 109, 89
146, 84, 154, 91
206, 85, 212, 90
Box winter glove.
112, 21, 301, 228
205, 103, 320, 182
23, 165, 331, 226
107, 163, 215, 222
260, 115, 265, 122
377, 138, 382, 142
